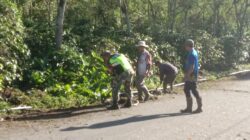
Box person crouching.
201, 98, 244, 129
155, 60, 178, 93
101, 51, 135, 110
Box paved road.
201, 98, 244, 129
1, 72, 250, 140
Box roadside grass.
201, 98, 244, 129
0, 63, 249, 118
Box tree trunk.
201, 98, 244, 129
212, 0, 222, 36
119, 0, 131, 34
55, 0, 67, 48
148, 0, 156, 35
233, 0, 249, 63
234, 0, 249, 40
184, 10, 189, 28
45, 0, 52, 26
167, 0, 177, 33
48, 0, 52, 26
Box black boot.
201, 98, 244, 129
193, 97, 202, 113
138, 92, 144, 103
144, 93, 155, 101
181, 97, 193, 113
107, 101, 119, 110
124, 99, 132, 108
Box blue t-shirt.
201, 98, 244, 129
185, 49, 199, 80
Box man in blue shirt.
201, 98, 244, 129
181, 39, 203, 113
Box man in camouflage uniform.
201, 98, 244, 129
102, 51, 134, 110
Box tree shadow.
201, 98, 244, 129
61, 112, 192, 131
14, 105, 107, 121
233, 71, 250, 81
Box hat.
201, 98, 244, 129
136, 41, 149, 48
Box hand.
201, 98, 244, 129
107, 69, 113, 74
145, 71, 152, 77
184, 74, 191, 82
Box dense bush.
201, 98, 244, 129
23, 45, 111, 102
195, 31, 224, 70
220, 35, 240, 67
0, 0, 30, 91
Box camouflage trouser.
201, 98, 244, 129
111, 70, 134, 105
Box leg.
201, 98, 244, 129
163, 78, 167, 94
142, 85, 152, 101
191, 82, 202, 113
170, 83, 173, 92
136, 76, 144, 101
138, 76, 152, 101
165, 75, 175, 93
170, 74, 177, 92
124, 71, 133, 107
181, 81, 193, 113
136, 75, 152, 101
108, 77, 122, 110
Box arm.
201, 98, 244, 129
185, 64, 194, 81
107, 65, 113, 74
146, 64, 151, 73
159, 70, 164, 84
185, 55, 195, 81
107, 58, 116, 75
145, 52, 152, 76
103, 60, 113, 74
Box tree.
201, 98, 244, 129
55, 0, 67, 48
118, 0, 131, 34
167, 0, 178, 33
0, 0, 29, 90
233, 0, 250, 63
233, 0, 250, 40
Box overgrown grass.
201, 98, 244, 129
0, 63, 249, 117
0, 89, 94, 117
202, 63, 250, 80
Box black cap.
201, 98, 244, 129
185, 39, 194, 47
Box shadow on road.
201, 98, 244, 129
15, 105, 107, 121
61, 112, 192, 131
234, 71, 250, 81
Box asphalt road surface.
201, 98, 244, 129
1, 72, 250, 140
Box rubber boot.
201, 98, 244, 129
144, 93, 154, 101
181, 97, 193, 113
107, 101, 119, 110
193, 97, 202, 113
163, 89, 168, 94
124, 99, 132, 108
138, 94, 144, 103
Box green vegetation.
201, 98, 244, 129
1, 0, 250, 114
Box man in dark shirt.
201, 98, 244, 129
155, 61, 178, 93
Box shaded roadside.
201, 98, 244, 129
4, 70, 250, 122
